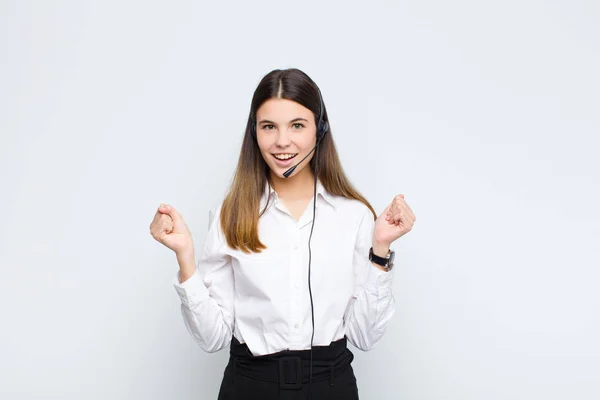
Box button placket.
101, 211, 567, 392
290, 226, 302, 335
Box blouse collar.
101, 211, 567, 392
260, 178, 336, 212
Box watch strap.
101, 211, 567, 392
369, 247, 393, 268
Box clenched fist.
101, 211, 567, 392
149, 204, 193, 255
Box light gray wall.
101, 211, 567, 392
1, 0, 598, 399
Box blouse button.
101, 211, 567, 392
293, 244, 299, 250
294, 324, 299, 329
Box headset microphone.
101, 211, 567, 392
283, 139, 321, 179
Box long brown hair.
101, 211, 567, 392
220, 68, 377, 254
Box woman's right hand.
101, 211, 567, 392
150, 204, 193, 255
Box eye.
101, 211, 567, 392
262, 124, 275, 131
292, 123, 305, 130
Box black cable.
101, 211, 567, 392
307, 142, 319, 400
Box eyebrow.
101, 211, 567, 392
258, 118, 309, 125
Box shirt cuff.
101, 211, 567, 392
173, 269, 210, 310
363, 261, 395, 296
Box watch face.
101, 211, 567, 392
389, 251, 395, 266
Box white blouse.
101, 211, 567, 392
172, 179, 396, 356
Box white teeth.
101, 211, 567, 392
274, 154, 296, 160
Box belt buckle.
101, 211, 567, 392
278, 356, 302, 390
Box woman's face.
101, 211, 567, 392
255, 98, 317, 180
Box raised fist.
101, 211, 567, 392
149, 204, 193, 255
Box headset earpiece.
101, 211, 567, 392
317, 121, 329, 143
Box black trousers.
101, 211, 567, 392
217, 336, 359, 399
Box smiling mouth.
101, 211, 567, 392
272, 153, 298, 161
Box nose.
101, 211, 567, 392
274, 129, 292, 148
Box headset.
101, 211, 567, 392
252, 84, 328, 399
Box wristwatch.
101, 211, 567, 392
369, 247, 395, 270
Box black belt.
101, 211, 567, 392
229, 336, 354, 390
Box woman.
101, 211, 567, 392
150, 68, 416, 399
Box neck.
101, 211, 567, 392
269, 168, 316, 200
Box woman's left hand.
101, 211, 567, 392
373, 194, 416, 247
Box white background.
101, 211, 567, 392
1, 0, 599, 399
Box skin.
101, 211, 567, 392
255, 99, 318, 194
255, 98, 319, 222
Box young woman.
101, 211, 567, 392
150, 68, 416, 399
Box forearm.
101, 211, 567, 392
176, 246, 196, 283
173, 257, 234, 353
172, 203, 234, 353
179, 297, 233, 353
345, 278, 395, 351
345, 242, 395, 350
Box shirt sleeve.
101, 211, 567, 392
172, 204, 234, 353
343, 205, 396, 351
